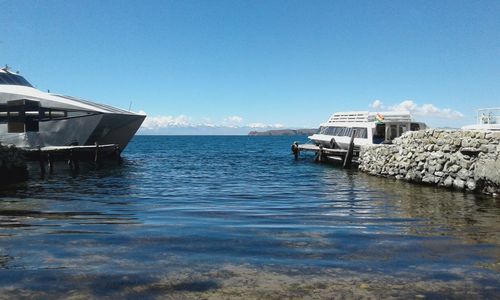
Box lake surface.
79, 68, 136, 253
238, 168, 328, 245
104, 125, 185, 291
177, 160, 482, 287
0, 136, 498, 299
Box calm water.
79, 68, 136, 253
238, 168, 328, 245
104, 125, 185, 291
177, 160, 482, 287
0, 136, 499, 298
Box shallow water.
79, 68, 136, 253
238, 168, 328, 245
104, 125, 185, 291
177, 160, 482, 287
0, 136, 498, 299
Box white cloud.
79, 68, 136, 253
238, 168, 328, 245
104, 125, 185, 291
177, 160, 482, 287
369, 100, 463, 119
370, 99, 383, 109
139, 111, 193, 130
247, 123, 284, 129
139, 111, 286, 132
247, 123, 267, 128
224, 115, 243, 124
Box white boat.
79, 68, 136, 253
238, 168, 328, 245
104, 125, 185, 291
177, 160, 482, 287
0, 66, 145, 151
308, 111, 427, 149
461, 108, 500, 132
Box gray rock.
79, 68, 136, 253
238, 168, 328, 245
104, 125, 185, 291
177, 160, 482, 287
443, 176, 454, 188
474, 157, 500, 186
434, 171, 444, 177
448, 165, 461, 174
422, 174, 436, 184
457, 168, 471, 181
466, 180, 476, 191
460, 147, 481, 156
453, 178, 465, 190
485, 132, 500, 140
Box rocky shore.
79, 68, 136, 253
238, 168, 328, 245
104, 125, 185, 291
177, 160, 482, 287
359, 129, 500, 195
0, 144, 28, 184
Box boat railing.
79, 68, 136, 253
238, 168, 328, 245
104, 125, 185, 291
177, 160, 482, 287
477, 108, 500, 125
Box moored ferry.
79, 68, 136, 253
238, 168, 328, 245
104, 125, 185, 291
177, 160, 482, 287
0, 66, 145, 151
308, 111, 427, 149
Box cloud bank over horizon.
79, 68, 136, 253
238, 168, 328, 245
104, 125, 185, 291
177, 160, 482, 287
138, 111, 287, 135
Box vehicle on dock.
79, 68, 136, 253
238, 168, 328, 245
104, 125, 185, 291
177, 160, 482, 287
308, 111, 427, 149
462, 108, 500, 132
0, 65, 145, 151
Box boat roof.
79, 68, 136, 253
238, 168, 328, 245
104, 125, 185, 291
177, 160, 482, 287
0, 66, 144, 116
326, 111, 413, 124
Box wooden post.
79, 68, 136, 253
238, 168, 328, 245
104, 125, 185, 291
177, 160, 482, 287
68, 149, 74, 171
73, 153, 80, 171
47, 153, 54, 174
94, 142, 100, 163
38, 147, 45, 176
114, 145, 122, 165
315, 145, 324, 163
94, 142, 102, 169
343, 130, 356, 169
291, 142, 299, 160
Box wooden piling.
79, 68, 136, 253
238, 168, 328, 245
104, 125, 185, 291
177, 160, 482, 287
315, 145, 324, 163
47, 153, 54, 174
94, 142, 100, 163
113, 145, 122, 165
94, 142, 103, 168
343, 130, 356, 169
38, 147, 46, 176
291, 142, 299, 160
73, 155, 80, 171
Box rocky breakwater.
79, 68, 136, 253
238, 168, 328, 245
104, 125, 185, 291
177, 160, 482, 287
0, 144, 28, 184
359, 130, 500, 195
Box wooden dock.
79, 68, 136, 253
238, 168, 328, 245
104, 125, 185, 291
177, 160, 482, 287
291, 132, 360, 168
22, 143, 122, 174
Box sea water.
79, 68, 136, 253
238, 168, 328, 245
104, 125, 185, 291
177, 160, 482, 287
0, 136, 498, 298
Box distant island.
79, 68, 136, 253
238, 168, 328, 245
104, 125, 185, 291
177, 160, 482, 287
248, 128, 317, 136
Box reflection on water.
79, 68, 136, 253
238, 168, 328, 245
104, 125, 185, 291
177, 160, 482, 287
0, 136, 498, 298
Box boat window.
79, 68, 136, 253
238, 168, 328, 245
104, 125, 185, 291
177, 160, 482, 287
67, 111, 94, 118
353, 127, 368, 138
389, 125, 398, 140
398, 124, 407, 136
373, 124, 385, 143
0, 102, 97, 124
0, 73, 33, 87
320, 126, 367, 138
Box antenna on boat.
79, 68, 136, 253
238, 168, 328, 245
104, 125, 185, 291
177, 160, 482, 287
128, 101, 132, 111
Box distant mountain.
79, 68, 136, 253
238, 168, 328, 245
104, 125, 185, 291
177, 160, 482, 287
138, 125, 301, 135
248, 128, 317, 136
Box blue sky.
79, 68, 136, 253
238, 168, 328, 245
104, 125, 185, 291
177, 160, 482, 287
1, 0, 499, 133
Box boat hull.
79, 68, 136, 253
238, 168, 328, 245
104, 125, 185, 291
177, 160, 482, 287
0, 113, 145, 151
85, 113, 146, 150
0, 83, 146, 151
308, 134, 372, 149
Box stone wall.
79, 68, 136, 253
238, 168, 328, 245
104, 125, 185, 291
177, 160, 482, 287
358, 130, 500, 195
0, 144, 28, 184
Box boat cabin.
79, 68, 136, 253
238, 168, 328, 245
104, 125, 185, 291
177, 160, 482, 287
309, 111, 426, 149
